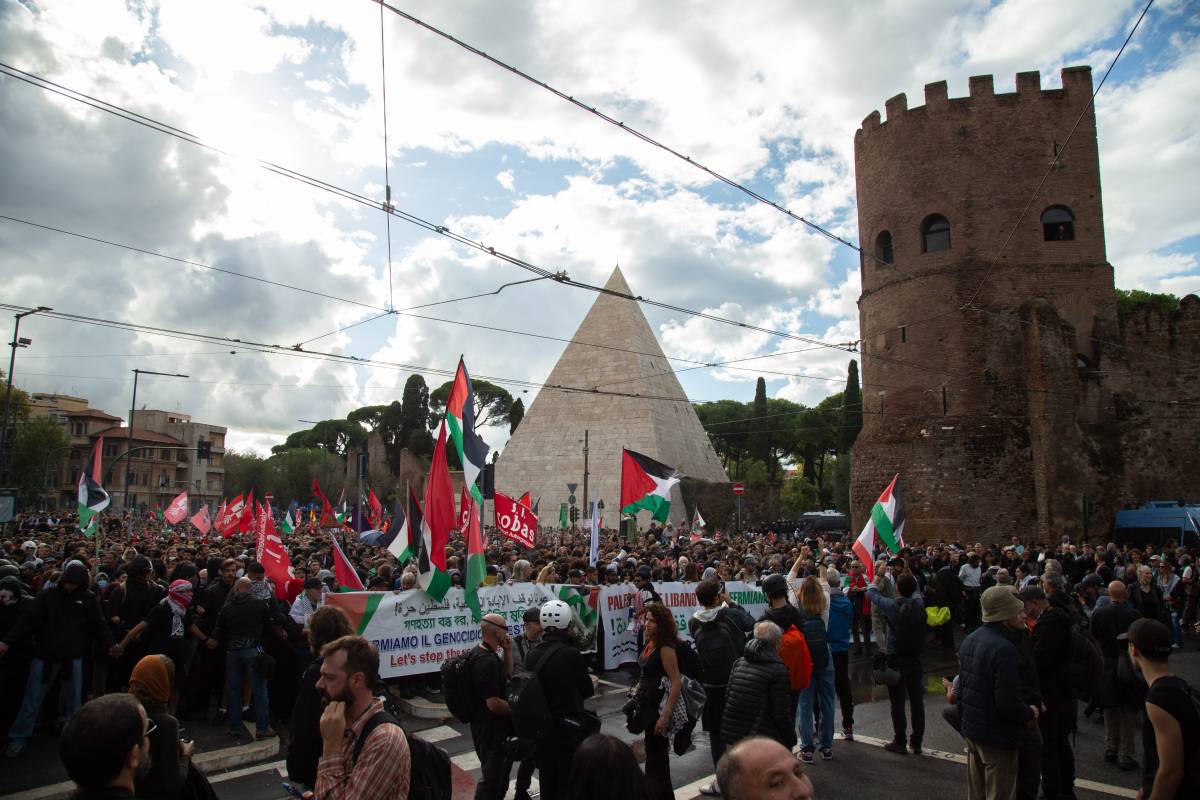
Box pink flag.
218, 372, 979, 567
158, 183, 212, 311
164, 491, 189, 525
190, 505, 211, 536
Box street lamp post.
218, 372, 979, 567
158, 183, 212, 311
125, 369, 188, 539
0, 306, 51, 481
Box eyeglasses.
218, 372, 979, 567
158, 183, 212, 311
144, 719, 158, 739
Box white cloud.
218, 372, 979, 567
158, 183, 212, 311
495, 169, 515, 191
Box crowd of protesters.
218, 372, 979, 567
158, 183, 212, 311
2, 508, 1200, 800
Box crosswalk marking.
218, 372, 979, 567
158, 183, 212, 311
414, 725, 460, 744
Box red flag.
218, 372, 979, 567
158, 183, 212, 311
493, 491, 538, 548
255, 501, 268, 562
459, 486, 472, 535
329, 533, 365, 591
259, 509, 294, 600
312, 479, 337, 527
218, 494, 244, 538
90, 436, 103, 482
238, 490, 255, 534
518, 492, 531, 509
368, 489, 383, 530
190, 504, 212, 537
164, 491, 189, 525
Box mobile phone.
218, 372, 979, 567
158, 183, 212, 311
281, 783, 306, 799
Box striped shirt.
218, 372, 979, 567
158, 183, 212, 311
316, 697, 411, 800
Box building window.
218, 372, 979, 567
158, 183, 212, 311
105, 444, 117, 458
921, 214, 951, 253
874, 231, 894, 264
1041, 205, 1075, 241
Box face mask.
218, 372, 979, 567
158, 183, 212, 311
96, 580, 108, 591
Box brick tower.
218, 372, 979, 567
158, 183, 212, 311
850, 67, 1124, 542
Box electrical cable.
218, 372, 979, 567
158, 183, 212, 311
379, 0, 395, 310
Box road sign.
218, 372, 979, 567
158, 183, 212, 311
566, 483, 578, 495
568, 495, 577, 505
732, 483, 745, 495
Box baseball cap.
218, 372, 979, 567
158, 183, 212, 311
1119, 618, 1173, 660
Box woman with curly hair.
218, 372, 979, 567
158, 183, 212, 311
636, 602, 683, 800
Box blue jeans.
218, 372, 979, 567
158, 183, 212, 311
797, 653, 835, 751
8, 657, 82, 744
225, 647, 269, 733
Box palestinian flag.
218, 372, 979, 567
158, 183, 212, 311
282, 504, 297, 536
77, 473, 110, 536
620, 449, 680, 523
691, 506, 706, 533
417, 421, 455, 601
387, 486, 418, 561
559, 502, 568, 529
445, 357, 489, 505
463, 496, 486, 622
329, 533, 365, 591
852, 474, 906, 581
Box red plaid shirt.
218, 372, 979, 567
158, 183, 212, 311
316, 697, 410, 800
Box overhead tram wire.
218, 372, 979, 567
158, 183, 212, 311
0, 62, 857, 356
372, 0, 878, 267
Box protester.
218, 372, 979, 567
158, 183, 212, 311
525, 599, 595, 800
715, 736, 815, 800
636, 602, 683, 800
720, 621, 796, 750
566, 734, 649, 800
1124, 618, 1200, 798
214, 576, 275, 741
1092, 581, 1144, 771
688, 577, 754, 773
824, 569, 855, 741
1021, 584, 1076, 800
512, 606, 543, 800
128, 654, 193, 800
469, 613, 515, 800
795, 576, 834, 762
958, 586, 1039, 800
288, 605, 354, 789
59, 694, 152, 800
868, 572, 926, 755
314, 635, 410, 800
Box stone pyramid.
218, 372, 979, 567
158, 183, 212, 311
496, 266, 728, 528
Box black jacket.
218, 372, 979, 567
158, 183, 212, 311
759, 602, 805, 635
1031, 593, 1073, 711
1091, 599, 1144, 706
720, 639, 796, 749
214, 591, 270, 648
524, 631, 594, 718
3, 583, 113, 662
287, 658, 324, 786
933, 566, 963, 608
958, 623, 1035, 749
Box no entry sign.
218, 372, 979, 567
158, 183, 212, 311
732, 483, 745, 495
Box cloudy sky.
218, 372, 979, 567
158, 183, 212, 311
0, 0, 1196, 456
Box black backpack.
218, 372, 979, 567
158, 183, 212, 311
352, 711, 451, 800
693, 616, 745, 688
507, 642, 564, 740
674, 639, 702, 680
1067, 624, 1104, 696
894, 599, 926, 657
440, 648, 483, 724
799, 612, 829, 670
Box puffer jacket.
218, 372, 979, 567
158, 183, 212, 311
826, 591, 852, 654
1031, 592, 1073, 711
720, 638, 796, 749
958, 622, 1035, 749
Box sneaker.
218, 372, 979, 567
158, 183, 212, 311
910, 741, 923, 755
842, 726, 854, 741
4, 741, 25, 758
800, 749, 815, 765
255, 728, 277, 740
821, 747, 833, 761
212, 708, 227, 726
883, 740, 908, 755
1103, 751, 1117, 763
698, 781, 722, 797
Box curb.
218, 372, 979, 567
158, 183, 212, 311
0, 737, 280, 800
395, 694, 451, 720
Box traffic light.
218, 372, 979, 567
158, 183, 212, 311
569, 506, 579, 523
197, 440, 212, 460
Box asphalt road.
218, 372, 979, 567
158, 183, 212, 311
6, 642, 1200, 800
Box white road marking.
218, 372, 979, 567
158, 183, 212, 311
452, 750, 482, 771
413, 725, 459, 743
208, 759, 288, 784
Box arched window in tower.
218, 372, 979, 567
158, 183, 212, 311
874, 231, 894, 264
1041, 205, 1075, 241
921, 214, 951, 253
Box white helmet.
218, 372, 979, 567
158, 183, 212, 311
539, 599, 572, 631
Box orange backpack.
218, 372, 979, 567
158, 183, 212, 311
779, 625, 813, 691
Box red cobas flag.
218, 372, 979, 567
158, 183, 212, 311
238, 490, 256, 534
259, 509, 293, 599
164, 491, 189, 525
217, 495, 243, 538
190, 505, 212, 537
493, 491, 537, 548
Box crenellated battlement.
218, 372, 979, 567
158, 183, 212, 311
856, 66, 1093, 137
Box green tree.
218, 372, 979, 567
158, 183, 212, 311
693, 400, 751, 475
269, 447, 344, 505
400, 375, 434, 459
748, 377, 770, 464
839, 359, 862, 453
509, 397, 525, 434
428, 379, 514, 430
10, 416, 70, 504
223, 450, 275, 498
271, 418, 366, 457
780, 476, 820, 514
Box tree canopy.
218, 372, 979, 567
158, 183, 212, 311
428, 379, 515, 431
